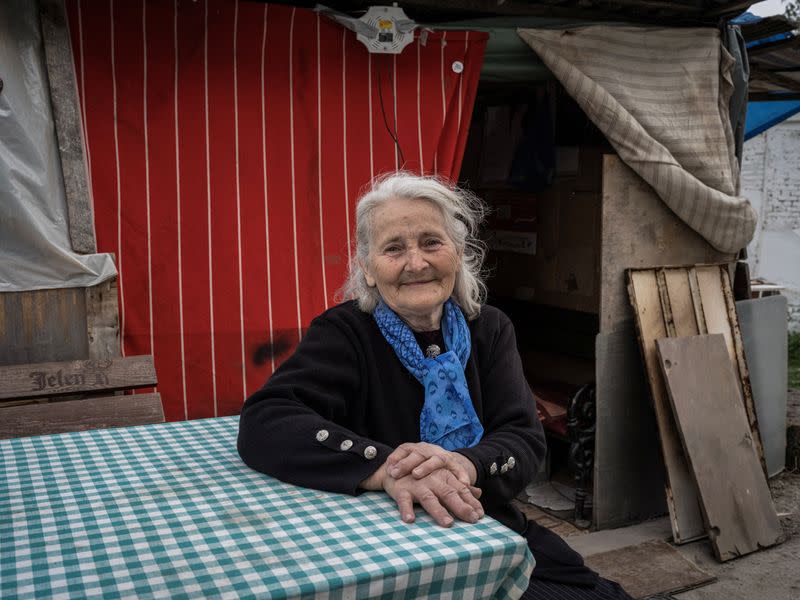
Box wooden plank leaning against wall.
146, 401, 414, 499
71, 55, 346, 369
594, 155, 734, 532
656, 334, 780, 561
40, 0, 96, 254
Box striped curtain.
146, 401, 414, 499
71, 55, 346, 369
518, 27, 756, 253
65, 0, 487, 421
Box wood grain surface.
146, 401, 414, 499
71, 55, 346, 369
0, 355, 156, 401
656, 334, 781, 561
627, 270, 705, 543
0, 393, 164, 439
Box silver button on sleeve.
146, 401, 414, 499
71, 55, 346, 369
489, 462, 498, 475
507, 456, 516, 469
500, 463, 509, 474
340, 439, 353, 451
316, 430, 329, 442
364, 446, 377, 460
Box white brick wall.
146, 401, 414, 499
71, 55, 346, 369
740, 134, 765, 192
741, 113, 800, 332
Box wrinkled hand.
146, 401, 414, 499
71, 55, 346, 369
383, 468, 484, 527
386, 442, 477, 486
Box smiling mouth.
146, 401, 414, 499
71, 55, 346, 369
403, 280, 434, 286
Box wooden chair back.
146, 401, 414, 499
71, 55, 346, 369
0, 355, 164, 439
0, 278, 164, 439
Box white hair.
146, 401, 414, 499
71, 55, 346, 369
338, 172, 488, 319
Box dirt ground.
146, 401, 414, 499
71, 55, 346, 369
771, 470, 800, 538
672, 470, 800, 600
671, 390, 800, 599
517, 470, 800, 599
518, 390, 800, 599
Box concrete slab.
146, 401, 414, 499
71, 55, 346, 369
569, 516, 673, 557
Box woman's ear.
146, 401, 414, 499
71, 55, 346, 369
360, 259, 376, 287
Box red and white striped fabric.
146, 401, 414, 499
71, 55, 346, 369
65, 0, 486, 421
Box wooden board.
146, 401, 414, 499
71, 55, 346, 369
0, 279, 119, 368
85, 277, 121, 358
584, 539, 715, 599
0, 356, 157, 401
600, 156, 733, 334
630, 265, 766, 473
0, 287, 89, 366
39, 0, 96, 253
697, 266, 762, 471
0, 393, 164, 439
627, 271, 705, 543
662, 269, 699, 338
695, 266, 735, 356
593, 328, 668, 530
656, 335, 781, 561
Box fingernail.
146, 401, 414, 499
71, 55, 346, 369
470, 511, 479, 522
389, 467, 399, 477
444, 517, 453, 527
404, 513, 414, 523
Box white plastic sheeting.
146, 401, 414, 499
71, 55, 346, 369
519, 26, 758, 254
0, 0, 116, 292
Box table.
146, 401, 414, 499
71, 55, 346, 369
1, 417, 534, 599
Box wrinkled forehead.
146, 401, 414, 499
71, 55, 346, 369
369, 196, 449, 243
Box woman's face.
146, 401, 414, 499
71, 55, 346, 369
365, 197, 460, 328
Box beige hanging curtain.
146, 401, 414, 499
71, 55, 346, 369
518, 26, 757, 254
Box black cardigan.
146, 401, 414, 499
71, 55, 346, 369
237, 300, 546, 533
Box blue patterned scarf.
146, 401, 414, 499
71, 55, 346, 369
373, 299, 483, 450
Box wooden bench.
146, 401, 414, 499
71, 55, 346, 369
0, 355, 164, 439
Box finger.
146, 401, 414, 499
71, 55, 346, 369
409, 454, 470, 485
393, 490, 416, 524
427, 456, 470, 486
417, 490, 454, 527
434, 472, 482, 521
385, 444, 414, 469
469, 485, 482, 500
410, 455, 447, 479
443, 455, 472, 485
449, 452, 478, 486
457, 486, 484, 518
437, 485, 481, 524
389, 451, 429, 479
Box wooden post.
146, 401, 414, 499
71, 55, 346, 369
86, 277, 121, 359
39, 0, 96, 254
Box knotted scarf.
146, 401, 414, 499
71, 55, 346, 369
373, 299, 483, 450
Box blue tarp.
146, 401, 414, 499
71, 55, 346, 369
745, 100, 800, 139
731, 11, 794, 48
732, 12, 800, 139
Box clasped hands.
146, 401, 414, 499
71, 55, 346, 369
361, 442, 484, 528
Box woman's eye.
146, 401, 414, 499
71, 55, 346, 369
384, 245, 402, 254
424, 239, 442, 248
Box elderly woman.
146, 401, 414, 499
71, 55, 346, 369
238, 173, 631, 600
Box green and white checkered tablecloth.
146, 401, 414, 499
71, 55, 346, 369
1, 417, 534, 599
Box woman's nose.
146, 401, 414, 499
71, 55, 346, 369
404, 248, 428, 271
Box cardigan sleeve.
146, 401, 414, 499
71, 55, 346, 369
456, 314, 547, 507
237, 315, 392, 495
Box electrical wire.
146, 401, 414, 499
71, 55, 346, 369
376, 58, 405, 168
